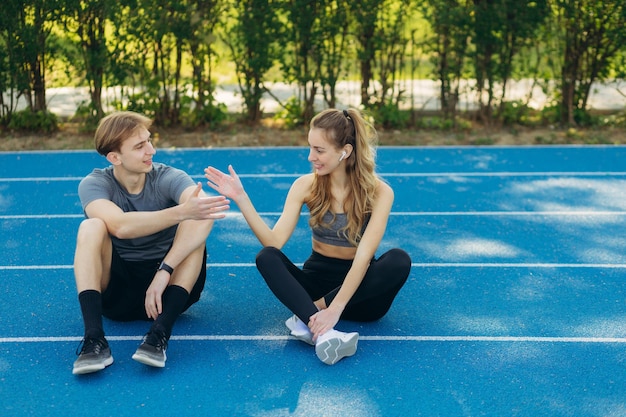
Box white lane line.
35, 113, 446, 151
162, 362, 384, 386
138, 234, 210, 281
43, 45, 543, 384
2, 335, 626, 343
3, 262, 626, 270
3, 171, 626, 182
0, 214, 84, 219
3, 211, 626, 220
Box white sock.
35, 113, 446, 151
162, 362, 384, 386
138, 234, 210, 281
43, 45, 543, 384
291, 316, 311, 335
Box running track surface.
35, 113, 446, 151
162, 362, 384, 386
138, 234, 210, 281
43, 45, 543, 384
2, 146, 626, 417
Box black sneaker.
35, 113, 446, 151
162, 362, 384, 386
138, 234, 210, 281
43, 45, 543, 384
72, 336, 113, 375
132, 330, 168, 368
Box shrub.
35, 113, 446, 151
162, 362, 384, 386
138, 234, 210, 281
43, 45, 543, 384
369, 102, 410, 129
180, 96, 228, 128
7, 109, 58, 133
274, 97, 304, 128
499, 100, 532, 126
72, 101, 101, 132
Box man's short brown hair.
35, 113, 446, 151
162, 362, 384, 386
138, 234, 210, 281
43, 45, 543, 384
94, 111, 152, 156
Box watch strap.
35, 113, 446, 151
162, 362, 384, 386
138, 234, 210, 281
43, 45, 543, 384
158, 261, 174, 275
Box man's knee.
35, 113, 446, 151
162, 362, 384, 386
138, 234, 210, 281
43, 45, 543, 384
169, 246, 206, 290
75, 218, 111, 257
76, 218, 108, 242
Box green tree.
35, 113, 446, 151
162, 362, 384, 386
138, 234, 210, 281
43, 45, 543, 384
552, 0, 626, 125
278, 0, 353, 123
108, 0, 161, 118
224, 0, 279, 122
420, 0, 472, 119
185, 0, 225, 126
352, 0, 384, 106
316, 0, 351, 109
279, 0, 322, 123
0, 1, 23, 120
64, 0, 109, 121
151, 0, 188, 125
349, 0, 414, 113
471, 0, 549, 124
4, 0, 61, 113
369, 0, 413, 109
109, 0, 195, 125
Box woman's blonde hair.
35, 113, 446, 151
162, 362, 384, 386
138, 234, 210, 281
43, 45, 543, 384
306, 108, 379, 246
94, 111, 152, 156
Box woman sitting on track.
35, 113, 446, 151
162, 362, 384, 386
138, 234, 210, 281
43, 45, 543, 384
204, 108, 411, 365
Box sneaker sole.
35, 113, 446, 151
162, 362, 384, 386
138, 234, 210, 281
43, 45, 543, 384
291, 333, 315, 345
72, 356, 114, 375
315, 332, 359, 365
132, 352, 166, 368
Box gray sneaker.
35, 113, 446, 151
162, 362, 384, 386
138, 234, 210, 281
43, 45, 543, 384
132, 330, 168, 368
72, 337, 113, 375
315, 329, 359, 365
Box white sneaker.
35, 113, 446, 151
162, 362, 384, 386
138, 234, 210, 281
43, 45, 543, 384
315, 329, 359, 365
285, 315, 314, 345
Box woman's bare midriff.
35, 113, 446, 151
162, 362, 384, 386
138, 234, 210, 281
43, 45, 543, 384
312, 239, 356, 260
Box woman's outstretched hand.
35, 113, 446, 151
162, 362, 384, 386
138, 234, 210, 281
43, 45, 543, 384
205, 165, 244, 201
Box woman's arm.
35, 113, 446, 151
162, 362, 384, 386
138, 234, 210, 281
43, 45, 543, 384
308, 179, 394, 339
205, 165, 311, 249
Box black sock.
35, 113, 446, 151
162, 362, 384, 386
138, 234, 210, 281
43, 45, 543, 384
78, 290, 104, 339
153, 285, 189, 339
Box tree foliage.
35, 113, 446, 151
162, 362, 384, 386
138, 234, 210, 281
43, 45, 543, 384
224, 0, 279, 122
471, 0, 549, 124
1, 0, 625, 132
64, 0, 108, 122
419, 0, 472, 119
552, 0, 626, 125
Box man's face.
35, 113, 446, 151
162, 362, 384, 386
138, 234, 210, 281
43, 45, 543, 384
115, 127, 156, 173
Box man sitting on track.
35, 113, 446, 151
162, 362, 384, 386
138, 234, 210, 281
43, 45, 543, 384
71, 111, 229, 375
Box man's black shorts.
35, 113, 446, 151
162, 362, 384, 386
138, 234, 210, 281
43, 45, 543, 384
102, 246, 206, 321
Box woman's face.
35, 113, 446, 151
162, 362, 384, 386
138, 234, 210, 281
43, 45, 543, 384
307, 128, 344, 176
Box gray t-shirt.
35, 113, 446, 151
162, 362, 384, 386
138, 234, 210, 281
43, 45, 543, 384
78, 162, 195, 261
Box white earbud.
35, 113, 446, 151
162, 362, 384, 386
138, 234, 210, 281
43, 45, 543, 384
339, 151, 347, 161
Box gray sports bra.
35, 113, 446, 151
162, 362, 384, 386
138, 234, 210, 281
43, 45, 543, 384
311, 212, 366, 247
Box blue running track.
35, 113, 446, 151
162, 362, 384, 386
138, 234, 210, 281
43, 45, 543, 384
2, 145, 626, 416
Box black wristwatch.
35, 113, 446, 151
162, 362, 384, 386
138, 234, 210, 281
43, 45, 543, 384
158, 261, 174, 275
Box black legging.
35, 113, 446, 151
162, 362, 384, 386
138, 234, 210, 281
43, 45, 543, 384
255, 246, 411, 324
